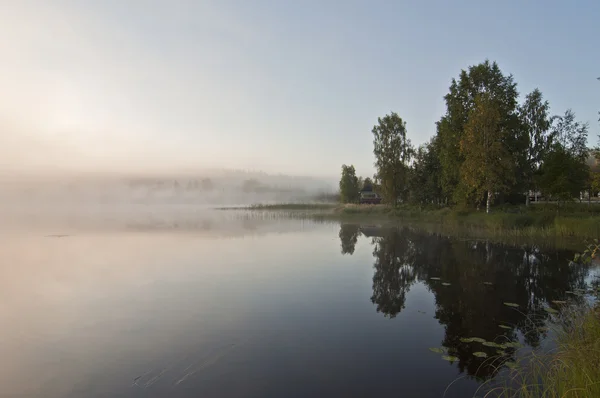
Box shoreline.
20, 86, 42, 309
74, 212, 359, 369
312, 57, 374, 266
217, 203, 600, 249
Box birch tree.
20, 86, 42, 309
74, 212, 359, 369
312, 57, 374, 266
460, 93, 515, 213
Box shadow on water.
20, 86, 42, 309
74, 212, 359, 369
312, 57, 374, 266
339, 223, 590, 385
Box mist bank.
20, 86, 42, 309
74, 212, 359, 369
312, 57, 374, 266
0, 169, 338, 207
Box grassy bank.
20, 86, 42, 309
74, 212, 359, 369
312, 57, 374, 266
215, 203, 337, 211
486, 303, 600, 397
229, 203, 600, 241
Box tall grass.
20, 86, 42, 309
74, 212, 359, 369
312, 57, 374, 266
473, 243, 600, 397
249, 203, 338, 210
323, 203, 600, 240
483, 303, 600, 398
221, 202, 600, 242
215, 203, 337, 211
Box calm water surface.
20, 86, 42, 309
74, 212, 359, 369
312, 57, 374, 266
0, 210, 595, 398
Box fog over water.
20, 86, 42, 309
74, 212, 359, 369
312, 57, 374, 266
0, 169, 337, 232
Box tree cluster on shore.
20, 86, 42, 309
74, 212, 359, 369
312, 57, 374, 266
340, 60, 600, 212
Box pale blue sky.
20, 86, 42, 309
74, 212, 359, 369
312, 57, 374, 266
1, 0, 598, 178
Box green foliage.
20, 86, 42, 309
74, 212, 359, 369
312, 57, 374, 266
519, 89, 552, 205
339, 164, 360, 203
591, 170, 600, 196
436, 60, 521, 205
552, 109, 589, 161
362, 177, 374, 191
259, 59, 599, 217
460, 92, 516, 212
372, 112, 414, 205
573, 241, 599, 265
429, 347, 445, 354
409, 137, 442, 205
539, 146, 589, 205
488, 304, 600, 398
309, 202, 600, 240
362, 60, 597, 212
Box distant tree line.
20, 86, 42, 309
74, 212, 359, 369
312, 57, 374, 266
339, 60, 600, 211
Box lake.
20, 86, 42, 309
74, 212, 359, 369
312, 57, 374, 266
0, 208, 596, 398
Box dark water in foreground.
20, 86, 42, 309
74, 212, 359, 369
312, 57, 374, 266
1, 211, 596, 398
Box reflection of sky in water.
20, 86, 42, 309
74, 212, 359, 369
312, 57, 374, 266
0, 215, 591, 398
586, 263, 600, 283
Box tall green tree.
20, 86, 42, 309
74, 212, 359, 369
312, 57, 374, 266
339, 164, 360, 203
586, 135, 599, 203
539, 109, 591, 205
591, 170, 600, 199
552, 109, 589, 161
362, 177, 374, 191
372, 112, 414, 205
538, 145, 589, 206
436, 60, 522, 204
460, 93, 516, 213
518, 89, 552, 205
409, 137, 442, 205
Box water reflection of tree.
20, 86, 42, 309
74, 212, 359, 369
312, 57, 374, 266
366, 227, 589, 380
338, 224, 361, 255
370, 228, 418, 318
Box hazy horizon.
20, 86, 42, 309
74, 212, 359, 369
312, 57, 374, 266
1, 0, 599, 180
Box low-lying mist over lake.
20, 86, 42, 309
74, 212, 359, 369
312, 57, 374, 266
0, 169, 338, 236
0, 169, 337, 206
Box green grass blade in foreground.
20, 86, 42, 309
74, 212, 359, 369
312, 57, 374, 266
477, 303, 600, 397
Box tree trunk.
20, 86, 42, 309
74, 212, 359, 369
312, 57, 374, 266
486, 190, 492, 214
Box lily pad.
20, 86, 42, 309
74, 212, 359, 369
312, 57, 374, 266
496, 350, 506, 356
505, 361, 518, 370
469, 337, 487, 344
498, 325, 512, 330
460, 337, 475, 343
483, 341, 503, 348
429, 277, 441, 281
473, 351, 488, 358
429, 347, 445, 354
504, 302, 519, 308
565, 291, 574, 294
442, 355, 459, 362
552, 300, 567, 305
483, 282, 494, 286
441, 282, 451, 286
544, 307, 559, 314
